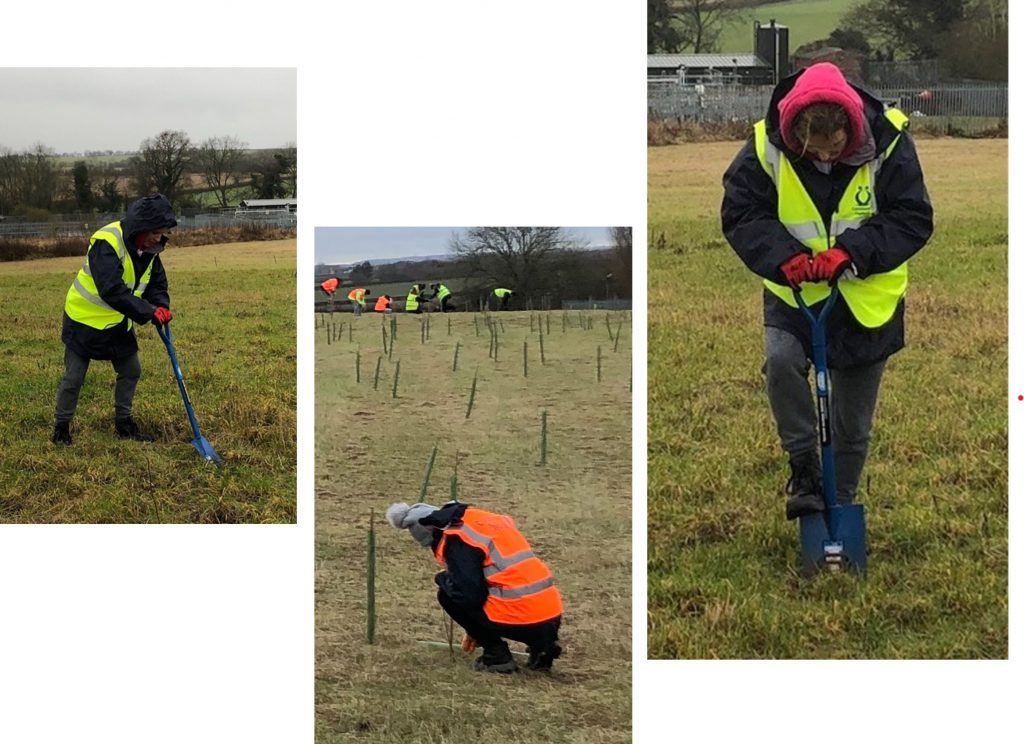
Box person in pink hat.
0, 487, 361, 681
721, 62, 933, 520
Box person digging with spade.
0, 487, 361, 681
387, 500, 564, 673
53, 193, 178, 446
721, 62, 933, 520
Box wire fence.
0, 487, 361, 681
648, 81, 1007, 136
0, 210, 297, 238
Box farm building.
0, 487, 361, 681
648, 20, 790, 86
648, 54, 773, 85
236, 198, 297, 214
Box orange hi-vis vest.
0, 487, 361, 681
348, 287, 366, 305
374, 296, 390, 312
434, 507, 563, 625
321, 278, 339, 295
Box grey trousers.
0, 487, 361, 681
55, 347, 142, 424
764, 327, 886, 502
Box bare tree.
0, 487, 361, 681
674, 0, 745, 53
133, 130, 192, 203
0, 146, 21, 214
611, 226, 632, 291
0, 144, 59, 213
250, 146, 297, 199
195, 135, 248, 208
449, 227, 583, 292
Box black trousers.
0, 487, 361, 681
437, 589, 560, 651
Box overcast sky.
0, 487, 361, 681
314, 227, 618, 265
0, 68, 295, 153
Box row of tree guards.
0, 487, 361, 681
319, 311, 629, 394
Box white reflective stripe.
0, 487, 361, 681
483, 549, 537, 576
762, 139, 782, 182
488, 577, 554, 600
72, 277, 116, 312
449, 524, 537, 574
784, 221, 821, 241
81, 257, 92, 276
831, 219, 865, 237
448, 524, 496, 555
136, 282, 149, 294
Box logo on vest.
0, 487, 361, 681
854, 185, 872, 211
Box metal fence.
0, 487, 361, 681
0, 210, 297, 238
648, 81, 1007, 135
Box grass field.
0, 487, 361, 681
315, 309, 632, 742
648, 138, 1007, 658
0, 239, 296, 523
717, 0, 857, 54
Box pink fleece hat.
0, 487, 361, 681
777, 62, 865, 160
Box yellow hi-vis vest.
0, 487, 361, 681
64, 221, 153, 331
406, 291, 419, 312
436, 284, 451, 301
753, 108, 910, 328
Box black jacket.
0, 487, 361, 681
424, 503, 490, 610
721, 71, 934, 368
62, 195, 176, 360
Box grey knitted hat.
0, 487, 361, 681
385, 502, 440, 547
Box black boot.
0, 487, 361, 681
473, 643, 517, 674
785, 450, 824, 520
526, 642, 562, 671
115, 416, 155, 442
52, 422, 72, 446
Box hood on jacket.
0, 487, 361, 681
765, 64, 898, 166
123, 193, 178, 241
418, 501, 469, 530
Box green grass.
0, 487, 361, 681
0, 240, 296, 523
717, 0, 858, 54
316, 309, 632, 742
647, 138, 1007, 658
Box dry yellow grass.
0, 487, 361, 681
316, 309, 632, 742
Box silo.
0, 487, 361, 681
755, 19, 790, 83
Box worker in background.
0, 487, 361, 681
387, 501, 563, 674
494, 287, 514, 311
374, 294, 392, 313
348, 287, 367, 316
433, 282, 454, 312
405, 284, 421, 314
53, 193, 177, 446
721, 62, 933, 518
320, 277, 340, 297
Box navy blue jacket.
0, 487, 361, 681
721, 71, 934, 368
62, 195, 177, 360
425, 502, 490, 609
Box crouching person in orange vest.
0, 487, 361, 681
387, 501, 563, 674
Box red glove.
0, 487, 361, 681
153, 307, 173, 325
461, 634, 477, 653
779, 253, 813, 288
811, 247, 852, 284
